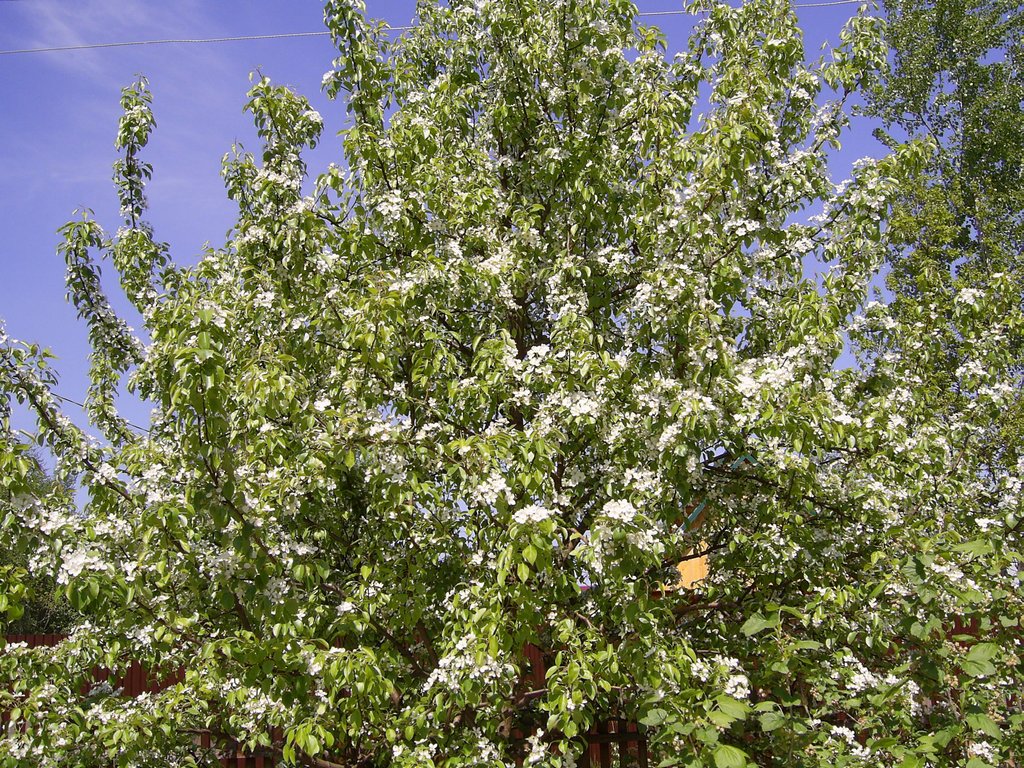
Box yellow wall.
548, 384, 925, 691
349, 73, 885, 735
676, 554, 708, 589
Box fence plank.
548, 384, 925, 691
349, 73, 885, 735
5, 636, 648, 766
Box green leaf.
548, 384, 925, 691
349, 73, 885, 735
966, 713, 1001, 739
640, 708, 668, 727
953, 539, 992, 556
713, 744, 748, 768
792, 640, 822, 651
965, 643, 998, 662
715, 695, 749, 721
523, 543, 538, 565
517, 562, 531, 583
708, 709, 737, 728
740, 613, 775, 636
963, 643, 998, 678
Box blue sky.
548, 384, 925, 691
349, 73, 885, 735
0, 0, 880, 436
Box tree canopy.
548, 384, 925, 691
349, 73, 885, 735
866, 0, 1024, 469
1, 1, 1022, 766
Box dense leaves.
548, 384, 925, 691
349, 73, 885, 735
867, 0, 1024, 463
1, 1, 1021, 766
0, 451, 77, 635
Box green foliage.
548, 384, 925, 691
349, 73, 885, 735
865, 0, 1024, 464
0, 450, 78, 635
0, 1, 1021, 766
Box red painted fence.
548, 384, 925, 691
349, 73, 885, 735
3, 634, 271, 766
4, 635, 649, 767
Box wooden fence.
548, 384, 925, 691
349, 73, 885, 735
5, 633, 180, 698
3, 634, 649, 767
3, 634, 273, 766
579, 718, 648, 768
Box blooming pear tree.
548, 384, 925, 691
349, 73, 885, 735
2, 0, 1022, 766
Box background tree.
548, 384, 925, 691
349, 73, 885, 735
1, 1, 1021, 767
865, 0, 1024, 464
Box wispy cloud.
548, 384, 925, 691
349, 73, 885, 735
12, 0, 214, 81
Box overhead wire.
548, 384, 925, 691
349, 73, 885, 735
0, 1, 873, 57
639, 0, 865, 14
0, 30, 340, 56
1, 0, 868, 432
51, 393, 150, 434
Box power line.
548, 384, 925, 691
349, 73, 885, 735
52, 393, 150, 434
0, 30, 338, 57
641, 0, 866, 10
787, 0, 870, 5
0, 2, 872, 57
